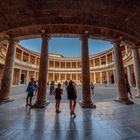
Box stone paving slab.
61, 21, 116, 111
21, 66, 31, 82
0, 95, 140, 140
0, 86, 140, 140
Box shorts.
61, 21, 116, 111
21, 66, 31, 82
27, 92, 34, 97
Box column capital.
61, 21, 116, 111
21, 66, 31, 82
81, 30, 89, 40
5, 34, 18, 43
113, 39, 122, 46
40, 29, 50, 39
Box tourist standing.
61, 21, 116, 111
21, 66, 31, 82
67, 80, 77, 118
53, 83, 63, 113
26, 78, 35, 106
90, 82, 94, 94
50, 81, 55, 95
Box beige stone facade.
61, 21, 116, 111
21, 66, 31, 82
0, 43, 135, 87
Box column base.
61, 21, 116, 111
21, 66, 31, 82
79, 100, 96, 108
31, 100, 50, 108
0, 97, 14, 105
135, 95, 140, 98
114, 98, 134, 105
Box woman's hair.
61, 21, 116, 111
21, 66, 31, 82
69, 80, 73, 86
58, 83, 61, 88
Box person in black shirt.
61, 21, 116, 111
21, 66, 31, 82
54, 83, 63, 113
67, 80, 77, 118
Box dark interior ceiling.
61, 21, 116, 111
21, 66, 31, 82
0, 0, 140, 45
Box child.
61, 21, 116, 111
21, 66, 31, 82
26, 78, 35, 106
54, 83, 63, 113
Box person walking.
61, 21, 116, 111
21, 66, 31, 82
126, 80, 132, 98
26, 78, 35, 106
67, 80, 77, 118
53, 83, 63, 113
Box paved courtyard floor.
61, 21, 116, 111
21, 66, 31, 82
0, 86, 140, 140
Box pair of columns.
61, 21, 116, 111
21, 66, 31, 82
0, 33, 139, 106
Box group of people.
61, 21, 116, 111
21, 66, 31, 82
52, 80, 77, 118
26, 77, 133, 118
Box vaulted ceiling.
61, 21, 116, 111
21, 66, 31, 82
0, 0, 140, 45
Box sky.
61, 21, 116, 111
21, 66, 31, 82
19, 37, 113, 57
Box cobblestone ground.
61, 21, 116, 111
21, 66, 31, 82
0, 85, 139, 140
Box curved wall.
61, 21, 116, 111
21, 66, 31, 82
0, 43, 135, 86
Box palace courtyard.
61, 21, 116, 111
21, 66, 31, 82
0, 86, 140, 140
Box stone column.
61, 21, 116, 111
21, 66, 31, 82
21, 51, 23, 61
125, 46, 128, 55
106, 55, 108, 64
127, 66, 132, 86
106, 71, 109, 84
28, 54, 30, 63
94, 72, 96, 83
18, 69, 21, 85
54, 61, 55, 68
76, 73, 78, 83
113, 41, 133, 104
113, 70, 116, 84
26, 71, 29, 84
80, 32, 96, 108
33, 31, 49, 108
100, 72, 102, 84
132, 48, 140, 97
0, 37, 16, 102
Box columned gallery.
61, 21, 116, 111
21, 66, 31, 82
0, 31, 140, 107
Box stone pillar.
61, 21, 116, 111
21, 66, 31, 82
127, 66, 132, 86
100, 72, 102, 84
0, 37, 16, 102
125, 46, 128, 55
18, 69, 21, 85
59, 62, 61, 68
76, 73, 78, 83
94, 72, 96, 83
54, 61, 55, 68
64, 73, 66, 81
132, 48, 140, 97
113, 41, 133, 104
106, 55, 108, 64
113, 70, 116, 84
80, 32, 96, 108
28, 54, 30, 63
26, 71, 29, 84
106, 71, 109, 84
70, 74, 72, 80
33, 31, 49, 108
21, 51, 23, 61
